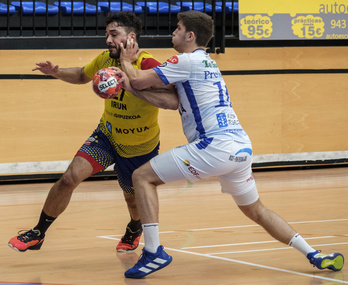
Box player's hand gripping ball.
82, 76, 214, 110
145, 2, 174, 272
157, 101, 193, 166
92, 68, 122, 99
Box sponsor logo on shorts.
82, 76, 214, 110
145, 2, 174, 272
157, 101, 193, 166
84, 136, 96, 145
246, 174, 254, 183
188, 166, 200, 179
183, 160, 200, 179
229, 155, 247, 162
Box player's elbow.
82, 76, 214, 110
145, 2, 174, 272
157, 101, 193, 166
131, 78, 150, 90
164, 97, 180, 110
79, 71, 92, 84
78, 78, 92, 85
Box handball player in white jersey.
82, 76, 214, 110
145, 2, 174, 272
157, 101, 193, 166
116, 10, 344, 279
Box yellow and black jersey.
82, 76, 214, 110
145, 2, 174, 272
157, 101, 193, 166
84, 50, 161, 158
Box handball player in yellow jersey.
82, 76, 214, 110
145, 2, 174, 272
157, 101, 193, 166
8, 11, 178, 253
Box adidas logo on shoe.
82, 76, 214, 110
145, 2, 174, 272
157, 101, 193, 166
125, 246, 172, 278
138, 257, 169, 274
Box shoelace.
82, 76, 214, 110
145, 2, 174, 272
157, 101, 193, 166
121, 227, 142, 244
136, 249, 149, 263
309, 250, 322, 264
121, 236, 133, 243
137, 253, 144, 261
16, 229, 40, 242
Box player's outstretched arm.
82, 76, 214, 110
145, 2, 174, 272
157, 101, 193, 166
32, 61, 91, 84
113, 68, 179, 110
119, 39, 164, 90
134, 85, 179, 110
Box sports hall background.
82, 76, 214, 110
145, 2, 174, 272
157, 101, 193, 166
1, 1, 348, 285
1, 0, 348, 182
1, 47, 348, 180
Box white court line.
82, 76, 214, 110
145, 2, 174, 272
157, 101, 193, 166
186, 218, 348, 232
183, 235, 348, 249
99, 218, 348, 239
98, 235, 348, 255
167, 247, 348, 284
208, 242, 348, 255
98, 235, 348, 284
98, 230, 175, 239
98, 219, 348, 283
98, 235, 122, 240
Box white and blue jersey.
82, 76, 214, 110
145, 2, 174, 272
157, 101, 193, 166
151, 48, 257, 204
153, 48, 251, 146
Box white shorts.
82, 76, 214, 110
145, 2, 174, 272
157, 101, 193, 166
150, 136, 259, 206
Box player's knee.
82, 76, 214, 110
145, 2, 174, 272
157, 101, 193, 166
58, 171, 82, 190
239, 200, 264, 223
132, 166, 152, 186
132, 167, 144, 184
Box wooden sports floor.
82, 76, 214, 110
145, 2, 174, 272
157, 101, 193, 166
1, 167, 348, 285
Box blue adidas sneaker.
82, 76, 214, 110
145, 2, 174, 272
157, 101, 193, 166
124, 245, 172, 278
307, 250, 344, 271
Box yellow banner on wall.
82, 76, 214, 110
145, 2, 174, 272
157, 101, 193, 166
239, 0, 348, 40
240, 0, 348, 14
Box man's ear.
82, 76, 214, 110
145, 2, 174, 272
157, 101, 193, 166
128, 32, 137, 41
187, 31, 195, 42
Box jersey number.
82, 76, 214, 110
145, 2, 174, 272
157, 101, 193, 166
114, 89, 125, 101
214, 81, 231, 108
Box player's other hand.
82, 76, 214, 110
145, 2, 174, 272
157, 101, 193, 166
32, 61, 59, 75
109, 67, 132, 92
120, 38, 141, 63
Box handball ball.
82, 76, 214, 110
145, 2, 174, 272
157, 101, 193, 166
92, 68, 122, 99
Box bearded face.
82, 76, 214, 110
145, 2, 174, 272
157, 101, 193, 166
105, 22, 129, 60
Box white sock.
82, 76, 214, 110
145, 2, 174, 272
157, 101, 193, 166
288, 233, 316, 256
143, 223, 160, 253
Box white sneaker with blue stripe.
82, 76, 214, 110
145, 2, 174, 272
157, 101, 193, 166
124, 245, 172, 278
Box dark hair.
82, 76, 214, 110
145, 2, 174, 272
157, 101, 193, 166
177, 10, 214, 47
105, 11, 142, 41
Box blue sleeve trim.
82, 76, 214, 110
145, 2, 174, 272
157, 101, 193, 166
153, 66, 170, 85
